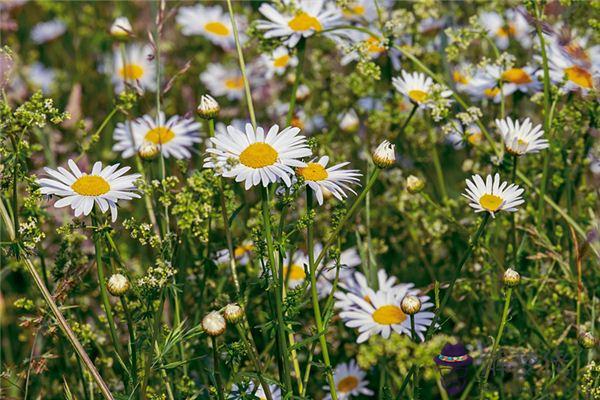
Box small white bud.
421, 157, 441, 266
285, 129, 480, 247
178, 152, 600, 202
406, 175, 425, 194
295, 84, 310, 101
223, 303, 244, 323
138, 141, 160, 161
503, 268, 521, 287
372, 140, 396, 168
110, 17, 132, 39
107, 273, 130, 296
197, 94, 220, 119
339, 109, 359, 133
202, 311, 226, 336
401, 295, 422, 315
579, 332, 596, 349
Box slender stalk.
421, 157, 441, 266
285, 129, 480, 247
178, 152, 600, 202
121, 297, 138, 389
479, 288, 513, 399
306, 189, 338, 400
211, 336, 225, 400
396, 365, 417, 399
234, 323, 273, 400
511, 155, 518, 263
286, 38, 306, 124
260, 186, 293, 393
429, 128, 448, 201
0, 200, 114, 400
425, 213, 490, 340
226, 0, 256, 128
394, 103, 418, 145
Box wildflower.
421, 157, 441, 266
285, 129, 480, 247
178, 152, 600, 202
111, 43, 156, 94
138, 141, 160, 161
546, 46, 598, 93
495, 117, 548, 156
176, 4, 245, 50
295, 83, 310, 101
479, 9, 531, 50
316, 247, 362, 299
202, 311, 226, 337
261, 46, 298, 79
113, 112, 201, 159
281, 251, 309, 289
223, 303, 244, 324
31, 19, 66, 44
340, 29, 387, 66
107, 273, 130, 296
462, 173, 524, 217
372, 140, 395, 168
392, 70, 452, 109
579, 332, 596, 349
215, 242, 254, 267
339, 287, 434, 342
401, 295, 422, 315
340, 0, 380, 22
110, 17, 132, 39
200, 63, 246, 100
335, 270, 407, 310
297, 156, 361, 205
256, 0, 345, 48
229, 382, 281, 400
338, 109, 359, 133
444, 120, 483, 149
406, 175, 425, 194
197, 94, 220, 120
37, 160, 141, 222
479, 64, 542, 96
503, 268, 520, 287
204, 123, 312, 190
323, 359, 373, 400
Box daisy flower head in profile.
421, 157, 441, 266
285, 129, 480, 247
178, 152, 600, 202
392, 70, 452, 109
546, 46, 598, 93
37, 160, 141, 222
339, 286, 435, 343
31, 19, 66, 44
200, 63, 246, 100
113, 112, 201, 159
296, 156, 361, 205
204, 123, 312, 190
261, 46, 298, 79
323, 359, 373, 400
111, 43, 156, 94
256, 0, 346, 48
495, 117, 548, 156
229, 382, 281, 400
484, 64, 542, 96
176, 4, 246, 50
479, 9, 531, 50
109, 16, 133, 39
463, 173, 524, 217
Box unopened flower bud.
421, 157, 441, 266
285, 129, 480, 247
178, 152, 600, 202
296, 84, 310, 102
406, 175, 425, 194
138, 141, 159, 160
339, 109, 359, 133
579, 332, 596, 349
110, 17, 132, 39
372, 140, 396, 168
503, 268, 520, 287
107, 273, 130, 296
202, 311, 226, 336
197, 94, 220, 119
401, 295, 421, 315
223, 303, 243, 323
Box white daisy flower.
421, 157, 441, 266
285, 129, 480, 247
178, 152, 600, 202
340, 28, 387, 65
316, 246, 361, 299
340, 0, 381, 22
113, 112, 201, 159
452, 63, 477, 93
37, 160, 141, 222
257, 0, 346, 48
216, 242, 254, 267
484, 64, 542, 95
229, 382, 281, 400
323, 359, 373, 400
546, 46, 598, 93
479, 9, 531, 50
261, 46, 298, 79
111, 43, 156, 94
392, 70, 452, 108
495, 117, 548, 156
296, 156, 361, 205
283, 251, 309, 289
176, 4, 246, 50
339, 287, 435, 343
445, 120, 483, 149
110, 16, 133, 38
204, 123, 312, 190
543, 24, 600, 70
462, 173, 525, 217
26, 62, 55, 94
200, 63, 246, 100
31, 19, 66, 44
334, 269, 407, 310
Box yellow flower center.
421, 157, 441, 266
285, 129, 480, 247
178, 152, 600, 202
119, 63, 144, 80
467, 132, 483, 145
337, 376, 359, 393
372, 305, 406, 325
288, 12, 322, 32
502, 68, 532, 84
484, 87, 500, 97
366, 36, 385, 53
343, 4, 366, 17
453, 71, 468, 84
297, 162, 328, 181
284, 264, 306, 280
517, 138, 528, 147
479, 194, 503, 212
234, 244, 253, 258
273, 54, 290, 68
224, 77, 244, 90
204, 21, 229, 36
408, 89, 428, 103
496, 24, 516, 38
145, 126, 175, 145
239, 143, 278, 169
71, 175, 110, 196
564, 66, 593, 88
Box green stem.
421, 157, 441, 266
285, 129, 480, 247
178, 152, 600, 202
394, 103, 418, 145
234, 324, 273, 400
120, 297, 138, 389
260, 186, 293, 394
425, 213, 490, 340
211, 336, 225, 400
479, 288, 513, 399
429, 129, 447, 201
396, 365, 417, 400
307, 189, 338, 400
286, 39, 306, 124
511, 155, 518, 263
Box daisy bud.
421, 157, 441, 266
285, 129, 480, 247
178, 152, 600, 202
503, 268, 521, 287
223, 303, 244, 324
110, 17, 132, 39
296, 84, 310, 102
138, 141, 159, 161
107, 273, 130, 296
202, 311, 226, 336
401, 295, 421, 315
197, 94, 220, 119
579, 332, 596, 349
406, 175, 425, 194
339, 109, 359, 133
372, 140, 396, 168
